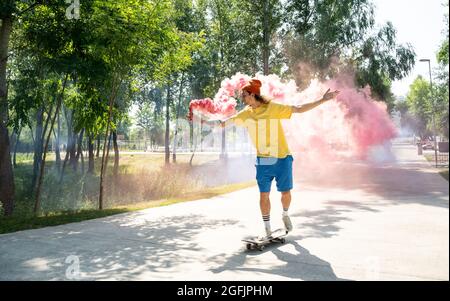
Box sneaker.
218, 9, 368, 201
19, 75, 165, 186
282, 215, 293, 232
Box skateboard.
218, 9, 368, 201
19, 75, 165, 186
242, 228, 288, 251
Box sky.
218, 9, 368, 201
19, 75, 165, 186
373, 0, 448, 97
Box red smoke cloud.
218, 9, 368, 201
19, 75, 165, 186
188, 72, 397, 161
188, 73, 251, 121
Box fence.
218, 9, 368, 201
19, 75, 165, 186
437, 142, 449, 167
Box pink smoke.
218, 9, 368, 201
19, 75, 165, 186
189, 72, 397, 161
327, 76, 398, 158
188, 73, 251, 121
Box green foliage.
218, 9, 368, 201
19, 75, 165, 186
438, 40, 449, 65
354, 22, 415, 107
437, 1, 449, 65
283, 0, 415, 104
0, 0, 16, 18
405, 76, 433, 138
3, 0, 435, 220
0, 208, 130, 234
186, 0, 283, 98
400, 1, 449, 140
434, 65, 449, 139
435, 0, 449, 139
284, 0, 375, 67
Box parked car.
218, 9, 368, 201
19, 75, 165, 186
422, 142, 435, 150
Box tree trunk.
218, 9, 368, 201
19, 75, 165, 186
96, 135, 100, 158
0, 125, 14, 216
173, 73, 185, 163
54, 110, 61, 172
59, 107, 72, 182
112, 130, 119, 177
75, 128, 84, 173
63, 107, 77, 171
99, 79, 120, 210
100, 132, 112, 206
59, 147, 70, 183
13, 127, 21, 167
88, 135, 95, 174
31, 107, 44, 192
220, 125, 227, 160
106, 132, 112, 167
189, 116, 199, 166
28, 123, 35, 144
9, 129, 15, 154
80, 143, 85, 175
165, 85, 171, 165
69, 132, 77, 171
0, 15, 14, 216
41, 101, 55, 150
34, 74, 68, 214
189, 139, 198, 166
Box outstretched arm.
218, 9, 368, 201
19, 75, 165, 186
219, 107, 251, 127
292, 88, 340, 113
199, 113, 235, 128
218, 114, 237, 128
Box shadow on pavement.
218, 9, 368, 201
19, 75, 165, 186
0, 213, 239, 280
290, 201, 379, 239
209, 240, 350, 281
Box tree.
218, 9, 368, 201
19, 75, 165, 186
8, 0, 105, 213
401, 1, 449, 141
135, 87, 165, 151
187, 0, 281, 97
89, 0, 175, 209
1, 0, 45, 216
89, 0, 202, 207
434, 71, 449, 139
0, 1, 16, 216
353, 22, 415, 110
406, 76, 433, 139
438, 41, 449, 66
435, 0, 449, 139
282, 0, 415, 109
437, 0, 449, 66
142, 1, 203, 165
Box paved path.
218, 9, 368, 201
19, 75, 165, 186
0, 142, 448, 280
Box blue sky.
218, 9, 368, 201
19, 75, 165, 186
373, 0, 447, 97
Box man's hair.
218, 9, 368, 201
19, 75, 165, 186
254, 94, 271, 104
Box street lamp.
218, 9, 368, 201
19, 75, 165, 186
419, 58, 438, 168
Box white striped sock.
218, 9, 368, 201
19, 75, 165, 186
262, 215, 270, 229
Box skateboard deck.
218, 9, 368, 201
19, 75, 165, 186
242, 228, 288, 251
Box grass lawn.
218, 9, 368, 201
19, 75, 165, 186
0, 152, 256, 234
423, 154, 449, 181
0, 181, 255, 235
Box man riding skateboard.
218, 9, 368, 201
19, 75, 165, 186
223, 79, 339, 237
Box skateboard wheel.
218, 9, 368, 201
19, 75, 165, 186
280, 238, 286, 244
246, 243, 252, 250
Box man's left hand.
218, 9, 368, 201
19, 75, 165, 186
322, 88, 340, 101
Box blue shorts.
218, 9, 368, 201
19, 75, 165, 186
255, 155, 294, 193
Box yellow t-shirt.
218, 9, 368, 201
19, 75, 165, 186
230, 101, 293, 158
